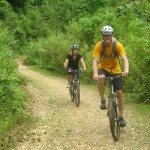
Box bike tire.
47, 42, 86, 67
74, 83, 80, 107
108, 99, 120, 141
70, 83, 74, 102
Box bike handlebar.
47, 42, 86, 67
68, 68, 84, 73
98, 75, 122, 81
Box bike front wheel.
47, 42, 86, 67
108, 99, 120, 141
74, 84, 80, 107
70, 83, 74, 102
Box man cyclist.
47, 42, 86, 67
92, 25, 129, 127
64, 44, 86, 87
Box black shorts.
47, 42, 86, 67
67, 67, 79, 79
98, 68, 123, 91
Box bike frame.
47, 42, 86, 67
69, 69, 82, 107
108, 77, 118, 104
72, 71, 80, 96
72, 71, 79, 82
107, 75, 121, 141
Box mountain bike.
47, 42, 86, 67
68, 68, 83, 107
99, 75, 121, 141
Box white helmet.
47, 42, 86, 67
102, 25, 113, 35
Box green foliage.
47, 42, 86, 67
124, 19, 150, 103
0, 22, 27, 135
26, 33, 73, 73
1, 0, 51, 51
6, 0, 27, 12
0, 0, 14, 20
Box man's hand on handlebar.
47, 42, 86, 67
93, 75, 98, 81
122, 71, 129, 77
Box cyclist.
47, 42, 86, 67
64, 44, 86, 87
92, 25, 129, 127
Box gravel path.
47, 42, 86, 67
13, 62, 150, 150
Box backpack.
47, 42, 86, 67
101, 38, 119, 59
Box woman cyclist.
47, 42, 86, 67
64, 44, 86, 87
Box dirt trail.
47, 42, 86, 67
13, 62, 149, 150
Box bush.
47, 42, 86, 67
0, 22, 27, 135
27, 32, 74, 73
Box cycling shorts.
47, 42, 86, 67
98, 68, 123, 91
67, 67, 79, 79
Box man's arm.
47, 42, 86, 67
121, 55, 129, 76
64, 59, 69, 69
80, 57, 86, 71
92, 58, 99, 80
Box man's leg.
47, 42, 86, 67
98, 69, 108, 110
98, 76, 105, 101
116, 90, 124, 117
114, 77, 126, 127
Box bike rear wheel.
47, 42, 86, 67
108, 99, 120, 141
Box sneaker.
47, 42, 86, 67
118, 117, 126, 127
67, 84, 70, 88
100, 100, 107, 110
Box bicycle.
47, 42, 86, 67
99, 75, 122, 141
68, 68, 83, 107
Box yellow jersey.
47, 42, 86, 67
92, 39, 126, 74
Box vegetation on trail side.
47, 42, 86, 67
0, 22, 28, 136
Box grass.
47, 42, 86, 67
0, 116, 15, 136
0, 112, 32, 149
125, 93, 150, 118
134, 104, 150, 117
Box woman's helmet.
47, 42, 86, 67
101, 25, 113, 35
71, 44, 79, 50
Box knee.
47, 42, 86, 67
98, 79, 105, 85
116, 90, 123, 94
98, 75, 105, 84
